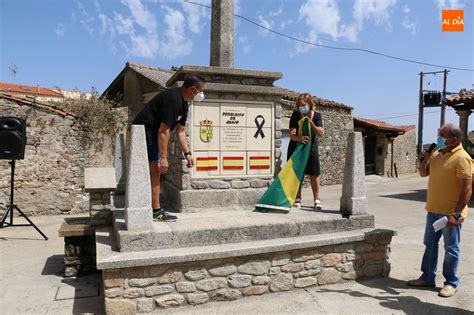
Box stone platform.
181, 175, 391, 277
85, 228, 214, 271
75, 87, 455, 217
112, 208, 374, 252
96, 209, 395, 313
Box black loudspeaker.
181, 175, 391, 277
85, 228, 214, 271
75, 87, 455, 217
0, 117, 27, 160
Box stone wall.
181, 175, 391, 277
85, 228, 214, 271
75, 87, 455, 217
64, 235, 97, 277
0, 98, 117, 215
384, 129, 417, 176
281, 101, 353, 185
103, 235, 392, 313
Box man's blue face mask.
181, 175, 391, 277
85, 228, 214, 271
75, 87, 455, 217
437, 136, 446, 150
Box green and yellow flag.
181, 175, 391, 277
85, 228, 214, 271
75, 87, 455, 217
256, 116, 313, 212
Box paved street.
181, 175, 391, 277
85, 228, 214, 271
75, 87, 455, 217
0, 174, 473, 314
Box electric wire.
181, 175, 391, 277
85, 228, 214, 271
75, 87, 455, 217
183, 0, 474, 72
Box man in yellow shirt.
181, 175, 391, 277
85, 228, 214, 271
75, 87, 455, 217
407, 124, 472, 297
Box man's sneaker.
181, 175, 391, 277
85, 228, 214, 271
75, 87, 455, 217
293, 198, 302, 208
439, 285, 457, 297
153, 208, 177, 221
314, 199, 322, 211
407, 278, 436, 287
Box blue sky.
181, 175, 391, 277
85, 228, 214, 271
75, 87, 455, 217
1, 0, 472, 143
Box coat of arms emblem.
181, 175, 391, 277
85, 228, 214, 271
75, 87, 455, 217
200, 119, 213, 143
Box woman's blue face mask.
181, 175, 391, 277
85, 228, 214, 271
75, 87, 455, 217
299, 105, 310, 114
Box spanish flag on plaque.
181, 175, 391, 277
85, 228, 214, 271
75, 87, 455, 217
256, 116, 313, 212
196, 156, 218, 171
223, 156, 244, 170
249, 156, 271, 170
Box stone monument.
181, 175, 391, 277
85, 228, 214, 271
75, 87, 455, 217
95, 2, 395, 313
161, 0, 286, 212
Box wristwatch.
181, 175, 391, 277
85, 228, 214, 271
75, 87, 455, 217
184, 152, 192, 157
451, 213, 461, 220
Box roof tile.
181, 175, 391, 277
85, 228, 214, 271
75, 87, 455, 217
0, 82, 63, 98
354, 117, 415, 133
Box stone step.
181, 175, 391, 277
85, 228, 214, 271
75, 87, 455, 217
112, 208, 374, 252
96, 224, 393, 270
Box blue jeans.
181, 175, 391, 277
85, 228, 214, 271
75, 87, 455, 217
420, 212, 462, 287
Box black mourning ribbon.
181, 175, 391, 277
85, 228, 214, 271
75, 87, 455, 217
254, 115, 265, 139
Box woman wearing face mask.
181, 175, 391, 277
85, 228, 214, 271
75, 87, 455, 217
287, 93, 325, 210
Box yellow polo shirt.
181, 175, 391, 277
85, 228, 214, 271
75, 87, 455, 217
426, 144, 473, 217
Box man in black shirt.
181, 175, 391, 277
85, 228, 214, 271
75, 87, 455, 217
133, 75, 205, 221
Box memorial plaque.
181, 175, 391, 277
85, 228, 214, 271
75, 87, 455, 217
191, 100, 274, 178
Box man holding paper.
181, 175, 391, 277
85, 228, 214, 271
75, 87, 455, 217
407, 124, 472, 298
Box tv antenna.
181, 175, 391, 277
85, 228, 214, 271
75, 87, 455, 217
9, 64, 18, 82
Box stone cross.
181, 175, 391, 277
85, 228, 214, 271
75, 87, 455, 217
125, 125, 153, 231
210, 0, 234, 68
340, 132, 368, 216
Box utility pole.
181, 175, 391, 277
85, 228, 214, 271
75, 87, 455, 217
417, 69, 449, 154
440, 69, 448, 127
417, 72, 424, 154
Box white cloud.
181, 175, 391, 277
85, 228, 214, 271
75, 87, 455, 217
401, 4, 418, 35
353, 0, 396, 32
55, 23, 66, 37
290, 30, 317, 56
77, 1, 95, 35
77, 0, 161, 58
438, 0, 466, 10
269, 8, 283, 18
181, 0, 210, 33
295, 0, 397, 55
122, 0, 157, 30
258, 15, 273, 36
299, 0, 341, 40
239, 36, 251, 55
160, 6, 193, 59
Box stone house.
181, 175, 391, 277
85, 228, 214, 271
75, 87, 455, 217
102, 62, 355, 186
353, 117, 416, 176
0, 92, 113, 215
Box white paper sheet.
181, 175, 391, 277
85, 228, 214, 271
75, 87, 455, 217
432, 216, 448, 232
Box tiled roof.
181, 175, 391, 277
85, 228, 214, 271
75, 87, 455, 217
354, 117, 415, 133
446, 88, 474, 106
0, 82, 63, 98
281, 89, 353, 110
0, 91, 76, 118
126, 62, 174, 88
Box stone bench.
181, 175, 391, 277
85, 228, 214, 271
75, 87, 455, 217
57, 167, 116, 277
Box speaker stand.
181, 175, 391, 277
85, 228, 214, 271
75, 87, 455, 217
0, 160, 48, 240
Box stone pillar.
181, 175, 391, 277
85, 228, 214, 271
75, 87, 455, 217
210, 0, 234, 67
456, 109, 471, 149
125, 125, 153, 231
340, 132, 368, 216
